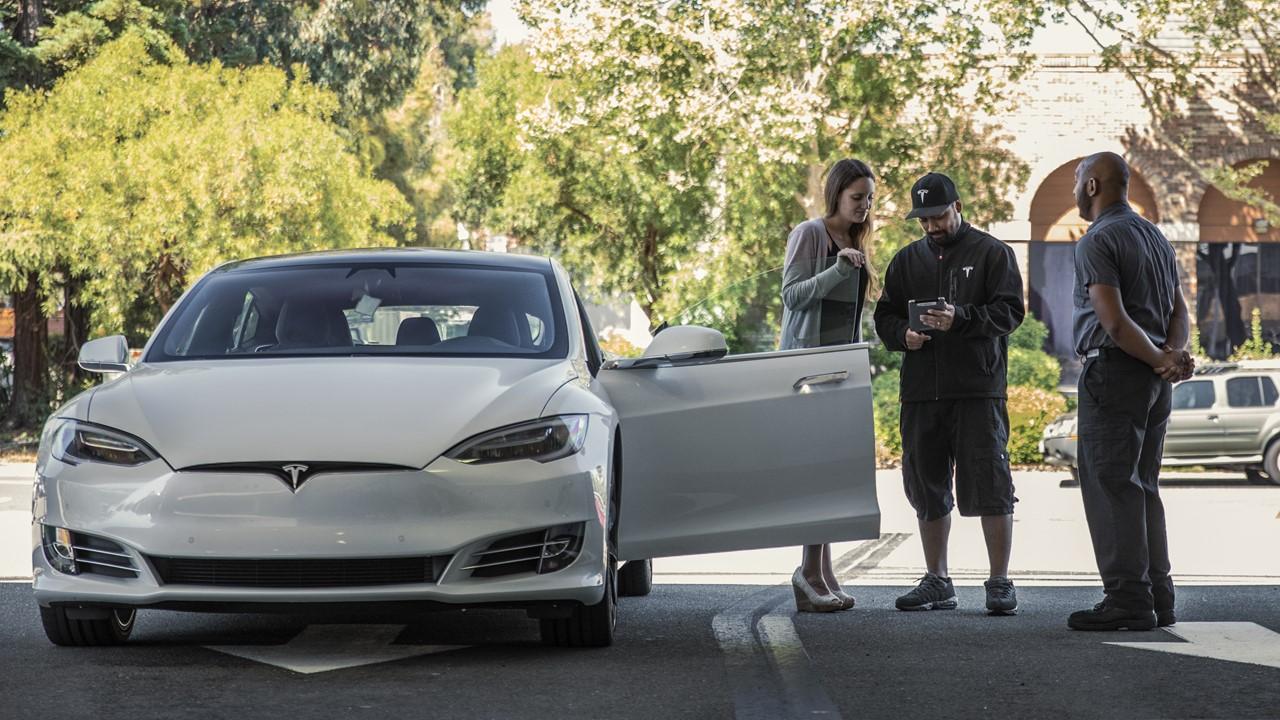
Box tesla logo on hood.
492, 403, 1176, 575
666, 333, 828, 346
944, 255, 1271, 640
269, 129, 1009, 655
281, 464, 310, 491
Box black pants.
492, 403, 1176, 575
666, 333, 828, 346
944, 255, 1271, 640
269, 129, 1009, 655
900, 399, 1016, 521
1077, 349, 1174, 613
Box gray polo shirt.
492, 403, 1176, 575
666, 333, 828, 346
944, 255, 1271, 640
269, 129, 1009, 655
1072, 202, 1179, 357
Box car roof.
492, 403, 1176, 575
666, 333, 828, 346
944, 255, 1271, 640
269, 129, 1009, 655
1193, 360, 1280, 377
213, 248, 553, 274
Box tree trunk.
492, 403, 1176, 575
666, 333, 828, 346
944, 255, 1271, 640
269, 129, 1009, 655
153, 250, 183, 314
5, 273, 48, 428
16, 0, 43, 46
61, 273, 92, 387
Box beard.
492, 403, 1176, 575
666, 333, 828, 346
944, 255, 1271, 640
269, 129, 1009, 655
1075, 185, 1091, 221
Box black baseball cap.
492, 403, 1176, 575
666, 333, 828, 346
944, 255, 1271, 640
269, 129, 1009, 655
905, 172, 960, 219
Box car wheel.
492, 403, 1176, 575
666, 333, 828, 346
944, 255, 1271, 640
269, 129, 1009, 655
1245, 468, 1274, 485
40, 606, 135, 646
539, 556, 616, 648
618, 558, 653, 597
1261, 442, 1280, 486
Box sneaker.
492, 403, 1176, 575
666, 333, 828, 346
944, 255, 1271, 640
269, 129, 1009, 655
895, 573, 957, 611
1067, 600, 1156, 631
984, 577, 1018, 615
1156, 608, 1176, 627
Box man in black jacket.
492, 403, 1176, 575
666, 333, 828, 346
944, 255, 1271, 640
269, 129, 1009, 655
874, 172, 1025, 615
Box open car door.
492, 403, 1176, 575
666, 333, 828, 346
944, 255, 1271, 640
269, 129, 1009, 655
601, 342, 878, 560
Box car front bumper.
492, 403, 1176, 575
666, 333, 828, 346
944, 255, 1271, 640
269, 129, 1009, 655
31, 444, 611, 611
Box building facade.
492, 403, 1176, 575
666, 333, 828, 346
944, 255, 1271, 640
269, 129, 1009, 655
988, 53, 1279, 373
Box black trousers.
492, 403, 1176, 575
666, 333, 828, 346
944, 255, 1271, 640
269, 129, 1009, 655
1077, 349, 1174, 613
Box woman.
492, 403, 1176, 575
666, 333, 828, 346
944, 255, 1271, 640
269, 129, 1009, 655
779, 158, 879, 612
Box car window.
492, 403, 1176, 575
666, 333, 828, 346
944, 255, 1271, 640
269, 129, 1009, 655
1263, 376, 1279, 406
147, 263, 567, 361
1172, 380, 1215, 410
1226, 377, 1268, 408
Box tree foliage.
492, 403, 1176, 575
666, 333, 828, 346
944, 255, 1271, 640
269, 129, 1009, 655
1054, 0, 1280, 223
0, 32, 409, 337
448, 0, 1041, 348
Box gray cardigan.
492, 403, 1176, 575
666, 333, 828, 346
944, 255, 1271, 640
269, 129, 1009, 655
779, 218, 865, 350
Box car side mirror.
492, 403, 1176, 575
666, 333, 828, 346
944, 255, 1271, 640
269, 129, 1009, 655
606, 326, 728, 369
78, 336, 131, 373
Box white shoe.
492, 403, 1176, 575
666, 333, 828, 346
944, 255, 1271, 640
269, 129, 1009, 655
791, 568, 844, 613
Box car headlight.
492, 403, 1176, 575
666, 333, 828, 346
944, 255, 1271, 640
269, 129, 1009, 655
47, 419, 160, 467
445, 415, 589, 465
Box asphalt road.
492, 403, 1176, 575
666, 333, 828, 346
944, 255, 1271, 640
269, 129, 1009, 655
1, 582, 1278, 719
3, 465, 1279, 719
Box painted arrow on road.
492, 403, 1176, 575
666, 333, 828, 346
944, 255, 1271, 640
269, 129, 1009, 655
1108, 622, 1280, 670
207, 624, 467, 674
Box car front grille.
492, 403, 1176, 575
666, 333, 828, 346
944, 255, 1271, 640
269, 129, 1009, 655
147, 555, 451, 588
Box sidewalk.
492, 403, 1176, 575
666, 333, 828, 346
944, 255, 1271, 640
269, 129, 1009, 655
0, 462, 34, 580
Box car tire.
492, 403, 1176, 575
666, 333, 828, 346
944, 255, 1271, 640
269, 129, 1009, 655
1261, 442, 1280, 486
618, 559, 653, 597
40, 606, 135, 646
539, 557, 616, 648
1245, 468, 1274, 485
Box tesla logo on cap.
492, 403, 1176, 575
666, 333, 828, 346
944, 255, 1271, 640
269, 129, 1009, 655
917, 189, 929, 202
281, 464, 310, 491
963, 266, 973, 278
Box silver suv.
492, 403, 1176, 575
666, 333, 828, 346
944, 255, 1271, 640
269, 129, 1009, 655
1042, 360, 1280, 485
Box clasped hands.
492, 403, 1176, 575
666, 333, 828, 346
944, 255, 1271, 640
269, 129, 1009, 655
1154, 344, 1194, 382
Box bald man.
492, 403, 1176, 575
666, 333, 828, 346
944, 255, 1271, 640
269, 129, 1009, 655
1068, 152, 1194, 631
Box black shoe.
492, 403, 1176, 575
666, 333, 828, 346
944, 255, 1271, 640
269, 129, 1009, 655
896, 573, 957, 611
1157, 608, 1176, 627
1067, 601, 1156, 631
984, 577, 1018, 615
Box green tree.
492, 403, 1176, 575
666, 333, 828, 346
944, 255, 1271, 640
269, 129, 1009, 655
449, 1, 1041, 346
0, 32, 409, 424
1054, 0, 1280, 223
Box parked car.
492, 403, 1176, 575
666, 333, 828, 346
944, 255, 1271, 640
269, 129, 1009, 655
32, 249, 880, 647
1, 337, 12, 392
1041, 360, 1280, 485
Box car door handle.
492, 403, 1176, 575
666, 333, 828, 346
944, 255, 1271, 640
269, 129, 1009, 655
794, 371, 849, 391
1207, 414, 1220, 422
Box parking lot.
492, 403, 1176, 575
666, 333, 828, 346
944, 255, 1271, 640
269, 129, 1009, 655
2, 465, 1278, 719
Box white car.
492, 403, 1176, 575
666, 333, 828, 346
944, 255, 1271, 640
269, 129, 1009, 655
32, 249, 878, 647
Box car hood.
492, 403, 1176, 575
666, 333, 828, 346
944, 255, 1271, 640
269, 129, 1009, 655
86, 357, 578, 469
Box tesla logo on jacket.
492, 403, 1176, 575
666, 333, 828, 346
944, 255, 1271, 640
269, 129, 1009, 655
872, 222, 1026, 403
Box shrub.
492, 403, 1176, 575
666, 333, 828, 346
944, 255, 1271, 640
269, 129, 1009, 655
1009, 314, 1050, 351
872, 369, 902, 464
1007, 346, 1061, 391
1006, 385, 1067, 464
598, 331, 645, 359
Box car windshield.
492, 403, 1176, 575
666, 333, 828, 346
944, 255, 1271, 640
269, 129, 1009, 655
146, 262, 567, 361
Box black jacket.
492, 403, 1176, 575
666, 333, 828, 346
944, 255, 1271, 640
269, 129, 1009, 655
873, 222, 1025, 402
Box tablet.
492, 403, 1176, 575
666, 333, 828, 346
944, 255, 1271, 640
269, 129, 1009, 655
908, 298, 947, 332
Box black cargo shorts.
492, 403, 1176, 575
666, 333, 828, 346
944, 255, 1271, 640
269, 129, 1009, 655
899, 399, 1017, 521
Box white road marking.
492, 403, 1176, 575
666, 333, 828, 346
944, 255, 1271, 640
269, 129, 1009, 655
206, 624, 466, 674
710, 534, 910, 720
1108, 622, 1280, 670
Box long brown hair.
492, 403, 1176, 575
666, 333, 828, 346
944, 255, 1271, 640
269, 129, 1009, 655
823, 158, 880, 302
